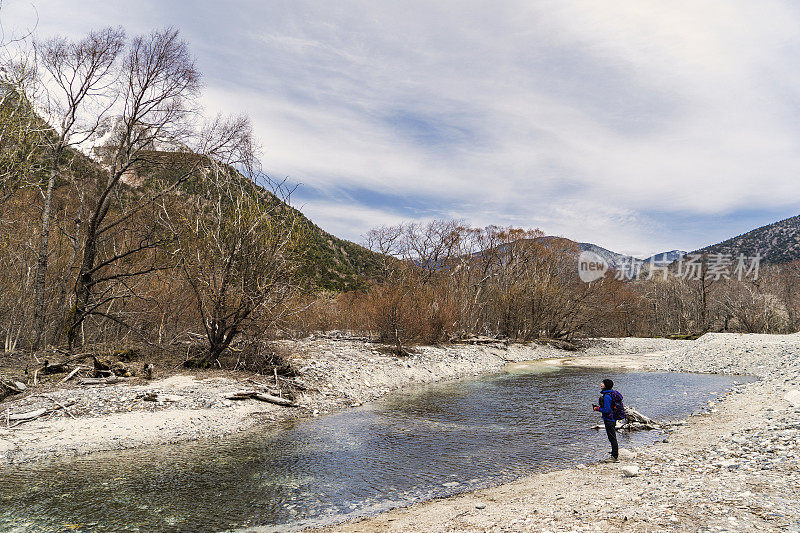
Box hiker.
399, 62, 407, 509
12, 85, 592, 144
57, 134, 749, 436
593, 378, 625, 462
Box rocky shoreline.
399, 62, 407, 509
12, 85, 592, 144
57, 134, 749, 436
318, 332, 800, 533
3, 333, 798, 532
0, 336, 677, 464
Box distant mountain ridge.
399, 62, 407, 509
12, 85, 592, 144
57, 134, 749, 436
570, 241, 686, 269
695, 214, 800, 264
558, 211, 800, 270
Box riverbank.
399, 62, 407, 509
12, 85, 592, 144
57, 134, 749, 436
318, 332, 800, 532
0, 336, 678, 464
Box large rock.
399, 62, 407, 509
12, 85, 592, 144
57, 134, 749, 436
784, 390, 800, 408
621, 465, 639, 477
618, 448, 636, 460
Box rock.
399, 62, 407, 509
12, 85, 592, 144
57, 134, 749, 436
618, 448, 636, 460
621, 465, 639, 477
784, 390, 800, 408
0, 438, 13, 453
475, 503, 486, 509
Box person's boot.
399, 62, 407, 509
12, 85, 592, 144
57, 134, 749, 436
602, 455, 619, 463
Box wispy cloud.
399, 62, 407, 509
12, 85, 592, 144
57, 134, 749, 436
5, 0, 800, 255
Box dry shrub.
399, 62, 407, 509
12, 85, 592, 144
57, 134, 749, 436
228, 341, 298, 376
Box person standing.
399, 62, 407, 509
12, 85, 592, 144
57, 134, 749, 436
594, 378, 625, 462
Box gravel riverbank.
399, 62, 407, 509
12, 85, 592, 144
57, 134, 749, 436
0, 336, 679, 464
318, 332, 800, 533
3, 333, 797, 532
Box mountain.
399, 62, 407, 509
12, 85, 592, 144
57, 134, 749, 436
696, 214, 800, 264
293, 216, 382, 291
574, 241, 638, 269
644, 250, 686, 265
568, 241, 685, 269
172, 161, 383, 291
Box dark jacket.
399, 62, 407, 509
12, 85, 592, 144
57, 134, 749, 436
598, 389, 616, 422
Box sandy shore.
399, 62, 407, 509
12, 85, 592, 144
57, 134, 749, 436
0, 336, 676, 464
318, 333, 800, 532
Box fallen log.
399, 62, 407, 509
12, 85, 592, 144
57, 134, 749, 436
454, 335, 499, 345
224, 390, 295, 407
6, 399, 76, 427
8, 408, 47, 421
40, 360, 70, 375
140, 392, 183, 403
252, 392, 294, 407
534, 338, 580, 351
35, 395, 76, 419
625, 407, 658, 426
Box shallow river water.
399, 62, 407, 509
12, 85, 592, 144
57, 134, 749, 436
0, 362, 750, 532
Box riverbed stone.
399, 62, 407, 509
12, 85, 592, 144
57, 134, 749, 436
621, 465, 640, 477
618, 448, 636, 460
784, 390, 800, 408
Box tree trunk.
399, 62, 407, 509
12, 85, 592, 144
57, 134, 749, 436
68, 223, 98, 351
32, 165, 59, 349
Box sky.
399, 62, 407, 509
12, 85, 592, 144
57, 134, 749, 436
3, 0, 800, 257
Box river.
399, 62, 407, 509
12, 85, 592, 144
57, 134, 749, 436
0, 362, 750, 532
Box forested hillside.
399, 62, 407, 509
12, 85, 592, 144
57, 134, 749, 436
697, 214, 800, 263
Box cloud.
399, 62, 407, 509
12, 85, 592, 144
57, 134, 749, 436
4, 0, 800, 255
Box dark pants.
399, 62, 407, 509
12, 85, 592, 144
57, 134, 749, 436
604, 419, 618, 459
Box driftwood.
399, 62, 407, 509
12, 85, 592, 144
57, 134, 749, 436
248, 375, 309, 392
224, 390, 294, 407
534, 338, 580, 351
34, 395, 76, 419
8, 408, 47, 421
140, 392, 183, 403
5, 399, 76, 427
625, 407, 658, 426
60, 366, 85, 383
592, 407, 661, 432
56, 352, 97, 365
252, 392, 294, 406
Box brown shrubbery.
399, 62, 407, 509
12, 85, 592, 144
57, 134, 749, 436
280, 221, 800, 349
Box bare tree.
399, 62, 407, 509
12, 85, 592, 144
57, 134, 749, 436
31, 27, 125, 348
717, 278, 784, 333
364, 224, 404, 282
169, 116, 305, 364
67, 28, 200, 350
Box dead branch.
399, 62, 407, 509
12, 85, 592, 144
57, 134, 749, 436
59, 366, 85, 383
